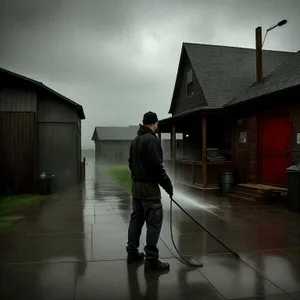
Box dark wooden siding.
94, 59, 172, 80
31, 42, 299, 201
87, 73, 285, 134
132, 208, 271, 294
172, 51, 207, 115
0, 112, 37, 194
77, 125, 81, 183
0, 86, 37, 112
234, 146, 247, 182
233, 120, 248, 183
247, 116, 258, 183
0, 82, 37, 112
38, 91, 82, 189
233, 116, 262, 184
292, 109, 300, 164
38, 123, 78, 190
38, 92, 79, 123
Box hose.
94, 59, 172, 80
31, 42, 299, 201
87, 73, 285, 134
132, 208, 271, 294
169, 196, 240, 268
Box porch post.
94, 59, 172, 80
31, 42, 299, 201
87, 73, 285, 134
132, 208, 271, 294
202, 117, 207, 188
171, 124, 176, 180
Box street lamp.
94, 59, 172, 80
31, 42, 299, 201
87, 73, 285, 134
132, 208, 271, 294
256, 19, 287, 81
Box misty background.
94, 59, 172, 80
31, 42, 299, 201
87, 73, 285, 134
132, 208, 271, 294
0, 0, 299, 150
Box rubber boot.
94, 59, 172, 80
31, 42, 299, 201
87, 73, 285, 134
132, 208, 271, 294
127, 252, 144, 264
144, 260, 170, 272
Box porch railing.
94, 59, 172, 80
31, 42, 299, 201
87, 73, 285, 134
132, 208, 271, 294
164, 159, 233, 189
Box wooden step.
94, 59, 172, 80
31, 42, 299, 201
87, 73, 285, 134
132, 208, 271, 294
239, 183, 287, 192
228, 183, 282, 203
233, 186, 264, 195
233, 185, 265, 195
230, 189, 263, 202
228, 193, 257, 202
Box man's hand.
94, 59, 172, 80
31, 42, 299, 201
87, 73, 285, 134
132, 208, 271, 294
166, 184, 173, 198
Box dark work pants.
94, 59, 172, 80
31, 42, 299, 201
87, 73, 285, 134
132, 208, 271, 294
126, 198, 163, 261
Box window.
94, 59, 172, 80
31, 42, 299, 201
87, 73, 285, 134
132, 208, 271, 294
187, 82, 193, 96
295, 132, 300, 146
237, 119, 247, 144
238, 131, 247, 144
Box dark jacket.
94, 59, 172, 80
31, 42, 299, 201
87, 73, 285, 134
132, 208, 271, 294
129, 125, 173, 200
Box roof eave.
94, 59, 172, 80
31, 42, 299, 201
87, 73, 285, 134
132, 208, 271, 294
227, 83, 300, 108
160, 107, 223, 124
168, 44, 185, 114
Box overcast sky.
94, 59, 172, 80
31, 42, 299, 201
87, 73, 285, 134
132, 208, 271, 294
1, 0, 299, 148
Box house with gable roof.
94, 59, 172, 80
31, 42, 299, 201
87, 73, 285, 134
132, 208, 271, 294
159, 42, 296, 200
91, 126, 139, 163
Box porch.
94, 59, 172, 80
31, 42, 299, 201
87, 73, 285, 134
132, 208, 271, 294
159, 109, 234, 190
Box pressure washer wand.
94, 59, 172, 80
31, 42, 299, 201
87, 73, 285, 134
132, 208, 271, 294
170, 196, 240, 259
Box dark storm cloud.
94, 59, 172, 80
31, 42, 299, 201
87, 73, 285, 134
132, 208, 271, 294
0, 0, 300, 147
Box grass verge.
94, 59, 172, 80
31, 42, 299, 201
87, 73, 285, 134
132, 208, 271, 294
106, 165, 131, 192
0, 194, 57, 230
0, 216, 24, 230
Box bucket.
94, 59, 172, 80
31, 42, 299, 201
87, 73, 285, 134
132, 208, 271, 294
220, 172, 234, 197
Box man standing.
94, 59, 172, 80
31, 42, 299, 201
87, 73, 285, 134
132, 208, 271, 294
126, 111, 173, 271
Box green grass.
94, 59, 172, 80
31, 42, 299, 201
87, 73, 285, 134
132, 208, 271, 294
0, 194, 58, 230
0, 216, 24, 230
106, 165, 131, 191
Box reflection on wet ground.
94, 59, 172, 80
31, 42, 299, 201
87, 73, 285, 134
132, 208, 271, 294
1, 161, 300, 299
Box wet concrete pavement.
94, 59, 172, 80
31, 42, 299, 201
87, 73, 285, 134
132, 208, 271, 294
1, 162, 300, 299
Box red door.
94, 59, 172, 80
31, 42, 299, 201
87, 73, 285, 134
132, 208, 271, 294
259, 111, 291, 186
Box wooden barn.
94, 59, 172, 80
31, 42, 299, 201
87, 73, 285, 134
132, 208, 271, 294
91, 126, 138, 163
0, 68, 85, 194
159, 43, 293, 193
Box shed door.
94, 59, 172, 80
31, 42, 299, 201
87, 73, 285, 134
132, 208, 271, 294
259, 111, 291, 186
0, 112, 36, 193
38, 123, 78, 190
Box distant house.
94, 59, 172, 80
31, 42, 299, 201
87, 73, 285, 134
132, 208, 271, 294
91, 126, 139, 163
159, 43, 294, 195
0, 67, 85, 194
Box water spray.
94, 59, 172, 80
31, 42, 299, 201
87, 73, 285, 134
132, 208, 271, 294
169, 195, 240, 268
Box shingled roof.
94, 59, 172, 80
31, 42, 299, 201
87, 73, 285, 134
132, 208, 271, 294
91, 126, 139, 141
226, 49, 300, 106
169, 43, 293, 113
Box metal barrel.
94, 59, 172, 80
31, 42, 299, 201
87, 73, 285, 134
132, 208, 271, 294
220, 172, 234, 197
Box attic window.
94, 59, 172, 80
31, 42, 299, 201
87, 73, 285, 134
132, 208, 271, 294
187, 82, 193, 96
187, 69, 193, 97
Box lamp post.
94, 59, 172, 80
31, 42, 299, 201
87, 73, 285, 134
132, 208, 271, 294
256, 20, 287, 82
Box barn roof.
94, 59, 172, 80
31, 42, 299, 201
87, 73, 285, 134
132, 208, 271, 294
226, 49, 300, 106
0, 67, 85, 119
169, 43, 294, 113
92, 126, 139, 141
